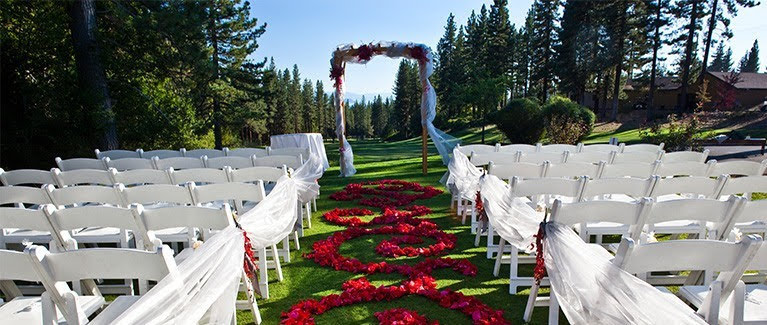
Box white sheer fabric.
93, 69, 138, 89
446, 150, 707, 324
269, 133, 330, 170
110, 157, 323, 324
331, 42, 460, 176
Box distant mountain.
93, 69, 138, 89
338, 92, 393, 103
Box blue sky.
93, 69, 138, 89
251, 0, 766, 98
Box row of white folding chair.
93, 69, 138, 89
457, 142, 665, 155
470, 149, 669, 166
95, 147, 271, 159
55, 154, 303, 171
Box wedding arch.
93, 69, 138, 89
330, 42, 459, 177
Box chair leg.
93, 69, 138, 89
548, 292, 559, 325
461, 204, 468, 224
293, 231, 300, 250
258, 248, 269, 299
509, 247, 519, 294
494, 238, 506, 277
304, 202, 312, 228
457, 198, 463, 216
524, 282, 540, 322
450, 194, 456, 209
281, 237, 291, 263
474, 219, 483, 247
271, 244, 283, 282
312, 197, 317, 212
486, 224, 496, 259
242, 271, 262, 325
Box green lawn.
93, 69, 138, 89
243, 136, 553, 324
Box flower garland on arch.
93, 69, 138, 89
281, 180, 509, 325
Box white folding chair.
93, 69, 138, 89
600, 161, 659, 178
254, 155, 303, 170
110, 168, 171, 186
486, 161, 545, 182
55, 157, 107, 171
718, 175, 767, 201
183, 148, 225, 158
565, 151, 613, 164
722, 199, 767, 239
517, 151, 568, 164
118, 183, 195, 207
138, 149, 183, 159
0, 168, 56, 187
579, 143, 622, 153
192, 181, 266, 214
651, 175, 728, 202
167, 167, 229, 185
203, 155, 254, 169
469, 152, 517, 166
655, 160, 716, 177
496, 143, 537, 153
544, 161, 603, 179
227, 166, 288, 187
151, 156, 205, 170
26, 245, 177, 325
52, 168, 113, 187
225, 147, 267, 158
662, 150, 710, 163
538, 143, 577, 153
0, 206, 59, 250
94, 149, 141, 160
622, 143, 665, 153
44, 184, 123, 208
613, 235, 762, 325
709, 159, 767, 177
268, 147, 311, 159
0, 249, 103, 324
105, 157, 154, 171
456, 143, 496, 156
612, 150, 664, 164
0, 186, 51, 207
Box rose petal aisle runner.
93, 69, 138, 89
281, 180, 509, 324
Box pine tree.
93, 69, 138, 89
315, 80, 326, 137
739, 40, 760, 73
700, 0, 758, 74
723, 47, 734, 71
370, 95, 387, 138
708, 42, 727, 71
435, 14, 462, 120
289, 64, 302, 133
276, 68, 292, 134
486, 0, 512, 81
301, 79, 314, 132
672, 0, 705, 112
530, 0, 560, 102
556, 0, 601, 103
392, 60, 420, 139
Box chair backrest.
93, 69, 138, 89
52, 168, 113, 187
651, 175, 727, 199
203, 155, 254, 169
709, 159, 767, 177
192, 181, 265, 212
718, 175, 767, 199
646, 197, 739, 226
0, 205, 62, 248
550, 198, 652, 239
0, 249, 39, 282
268, 147, 311, 159
118, 183, 194, 206
622, 143, 664, 153
45, 205, 142, 237
95, 149, 140, 160
111, 168, 171, 186
612, 151, 663, 164
227, 166, 288, 183
0, 168, 56, 186
518, 151, 568, 164
469, 152, 516, 166
135, 204, 234, 248
105, 157, 154, 171
45, 184, 123, 207
168, 168, 229, 185
510, 176, 585, 198
580, 143, 622, 153
457, 144, 496, 156
662, 150, 710, 163
600, 162, 659, 178
487, 161, 545, 181
183, 148, 225, 158
152, 156, 205, 170
139, 149, 183, 159
538, 144, 578, 153
655, 160, 715, 177
225, 147, 267, 158
55, 157, 107, 171
544, 161, 603, 179
720, 198, 767, 241
497, 144, 537, 153
0, 186, 51, 206
566, 151, 613, 164
253, 155, 302, 169
747, 241, 767, 270
579, 176, 657, 200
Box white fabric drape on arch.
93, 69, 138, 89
109, 156, 323, 324
447, 149, 707, 324
331, 42, 460, 177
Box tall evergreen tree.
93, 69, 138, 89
530, 0, 560, 102
739, 40, 760, 72
392, 60, 421, 139
370, 95, 388, 138
647, 0, 670, 120
314, 81, 326, 137
486, 0, 512, 81
700, 0, 759, 74
708, 42, 729, 71
435, 14, 462, 121
289, 64, 302, 133
673, 0, 705, 112
301, 79, 314, 132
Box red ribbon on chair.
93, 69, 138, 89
532, 222, 547, 285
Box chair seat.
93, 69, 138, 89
154, 227, 194, 243
89, 295, 142, 325
0, 295, 104, 324
733, 221, 767, 233
3, 229, 52, 244
584, 222, 629, 234
680, 284, 767, 323
72, 227, 130, 243
653, 220, 704, 234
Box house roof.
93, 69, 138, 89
708, 71, 767, 90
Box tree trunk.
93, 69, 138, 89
208, 1, 223, 149
67, 0, 118, 150
701, 0, 719, 74
611, 2, 628, 121
679, 0, 700, 113
648, 0, 663, 121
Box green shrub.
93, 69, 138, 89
492, 98, 545, 144
542, 96, 595, 144
639, 113, 703, 151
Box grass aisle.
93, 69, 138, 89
238, 137, 548, 324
